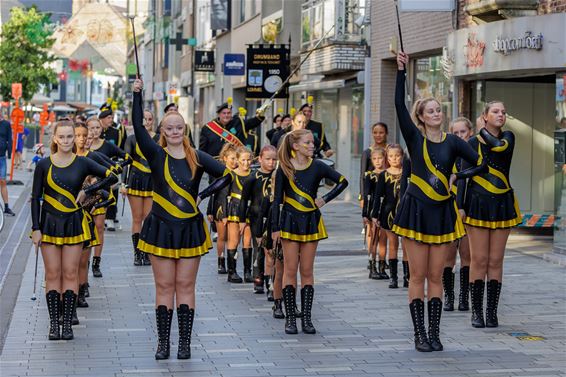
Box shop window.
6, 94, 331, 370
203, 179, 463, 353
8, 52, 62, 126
413, 56, 453, 129
351, 87, 364, 156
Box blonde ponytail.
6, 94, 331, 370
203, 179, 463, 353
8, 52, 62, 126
278, 129, 311, 180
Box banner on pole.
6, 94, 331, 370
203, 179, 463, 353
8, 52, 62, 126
246, 44, 290, 99
398, 0, 454, 12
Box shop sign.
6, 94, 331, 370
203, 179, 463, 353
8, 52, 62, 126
493, 32, 543, 55
223, 54, 245, 76
195, 50, 215, 72
246, 44, 290, 99
464, 33, 485, 68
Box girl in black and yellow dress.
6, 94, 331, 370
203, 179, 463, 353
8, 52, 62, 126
74, 123, 119, 309
31, 120, 117, 341
122, 109, 159, 267
371, 145, 405, 288
442, 118, 475, 312
225, 147, 255, 284
272, 129, 348, 335
86, 116, 132, 278
239, 145, 277, 294
394, 52, 494, 352
361, 147, 388, 279
132, 79, 232, 360
207, 143, 238, 275
460, 101, 521, 329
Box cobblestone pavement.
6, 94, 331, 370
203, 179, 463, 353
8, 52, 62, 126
0, 198, 565, 377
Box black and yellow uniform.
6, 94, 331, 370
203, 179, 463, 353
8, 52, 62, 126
199, 114, 264, 159
132, 91, 232, 259
393, 70, 487, 244
225, 171, 254, 223
306, 119, 331, 155
239, 169, 273, 237
124, 133, 160, 197
361, 170, 380, 219
371, 170, 403, 230
101, 122, 126, 150
31, 156, 117, 245
272, 159, 348, 242
460, 130, 522, 229
206, 170, 231, 221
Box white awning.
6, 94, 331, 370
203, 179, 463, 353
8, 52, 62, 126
52, 105, 77, 112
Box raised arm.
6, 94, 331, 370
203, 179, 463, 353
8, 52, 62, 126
132, 80, 160, 161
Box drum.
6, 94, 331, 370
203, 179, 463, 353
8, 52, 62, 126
318, 158, 336, 186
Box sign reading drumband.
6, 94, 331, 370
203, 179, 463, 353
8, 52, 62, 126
195, 50, 215, 72
246, 44, 290, 99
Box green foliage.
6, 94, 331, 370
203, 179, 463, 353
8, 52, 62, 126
0, 7, 57, 100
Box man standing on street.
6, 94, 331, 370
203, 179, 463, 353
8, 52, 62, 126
0, 113, 15, 216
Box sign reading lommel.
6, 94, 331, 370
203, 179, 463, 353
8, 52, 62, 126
246, 44, 290, 99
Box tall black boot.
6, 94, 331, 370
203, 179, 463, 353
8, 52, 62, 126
486, 280, 502, 328
155, 305, 173, 360
300, 285, 316, 334
253, 247, 265, 293
142, 250, 152, 266
442, 267, 455, 311
217, 256, 227, 274
470, 279, 485, 328
242, 248, 253, 283
84, 282, 90, 298
61, 290, 76, 340
132, 233, 142, 266
92, 256, 102, 278
388, 259, 398, 288
77, 283, 89, 308
428, 298, 443, 351
72, 295, 79, 325
177, 304, 194, 359
409, 299, 432, 352
377, 260, 389, 280
458, 266, 470, 311
46, 290, 60, 340
227, 249, 243, 283
369, 260, 379, 280
282, 285, 298, 334
272, 298, 285, 319
403, 261, 410, 288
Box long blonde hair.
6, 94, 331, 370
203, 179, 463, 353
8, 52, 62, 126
158, 111, 200, 177
278, 129, 312, 180
50, 120, 77, 154
411, 97, 440, 136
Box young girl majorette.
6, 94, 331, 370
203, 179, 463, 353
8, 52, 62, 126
122, 109, 160, 266
86, 116, 132, 278
207, 144, 238, 275
460, 101, 522, 328
225, 147, 255, 283
132, 79, 232, 359
272, 129, 348, 335
239, 145, 277, 294
361, 147, 387, 279
443, 117, 475, 311
394, 52, 494, 352
371, 145, 405, 288
31, 120, 117, 341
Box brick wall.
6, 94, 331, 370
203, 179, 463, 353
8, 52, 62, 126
369, 0, 454, 140
300, 44, 366, 75
538, 0, 566, 13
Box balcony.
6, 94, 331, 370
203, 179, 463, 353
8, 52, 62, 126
465, 0, 539, 23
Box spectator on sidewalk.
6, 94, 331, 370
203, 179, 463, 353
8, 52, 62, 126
0, 113, 15, 215
15, 126, 30, 169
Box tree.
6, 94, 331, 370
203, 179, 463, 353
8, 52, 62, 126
0, 7, 57, 101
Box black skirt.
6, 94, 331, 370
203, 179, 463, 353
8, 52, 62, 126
279, 206, 328, 243
210, 197, 225, 222
226, 198, 248, 223
464, 189, 522, 229
248, 212, 265, 238
378, 203, 398, 231
127, 169, 153, 197
392, 193, 465, 244
40, 209, 91, 246
84, 212, 100, 248
138, 212, 211, 259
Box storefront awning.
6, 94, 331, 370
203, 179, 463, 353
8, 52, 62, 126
289, 72, 359, 92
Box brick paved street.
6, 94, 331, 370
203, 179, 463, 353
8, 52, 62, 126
0, 197, 565, 377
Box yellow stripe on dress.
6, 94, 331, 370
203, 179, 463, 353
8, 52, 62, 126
41, 212, 91, 245
289, 180, 316, 209
280, 217, 328, 242
127, 188, 153, 197
409, 174, 451, 201
137, 220, 212, 258
132, 160, 151, 173
47, 165, 79, 211
162, 154, 198, 216
153, 192, 198, 219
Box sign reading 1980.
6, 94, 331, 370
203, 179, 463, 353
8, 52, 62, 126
246, 44, 290, 99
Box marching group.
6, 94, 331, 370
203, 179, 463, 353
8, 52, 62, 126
28, 51, 520, 359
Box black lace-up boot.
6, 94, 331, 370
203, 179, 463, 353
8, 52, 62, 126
177, 304, 194, 359
282, 285, 298, 334
155, 305, 173, 360
46, 290, 60, 340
